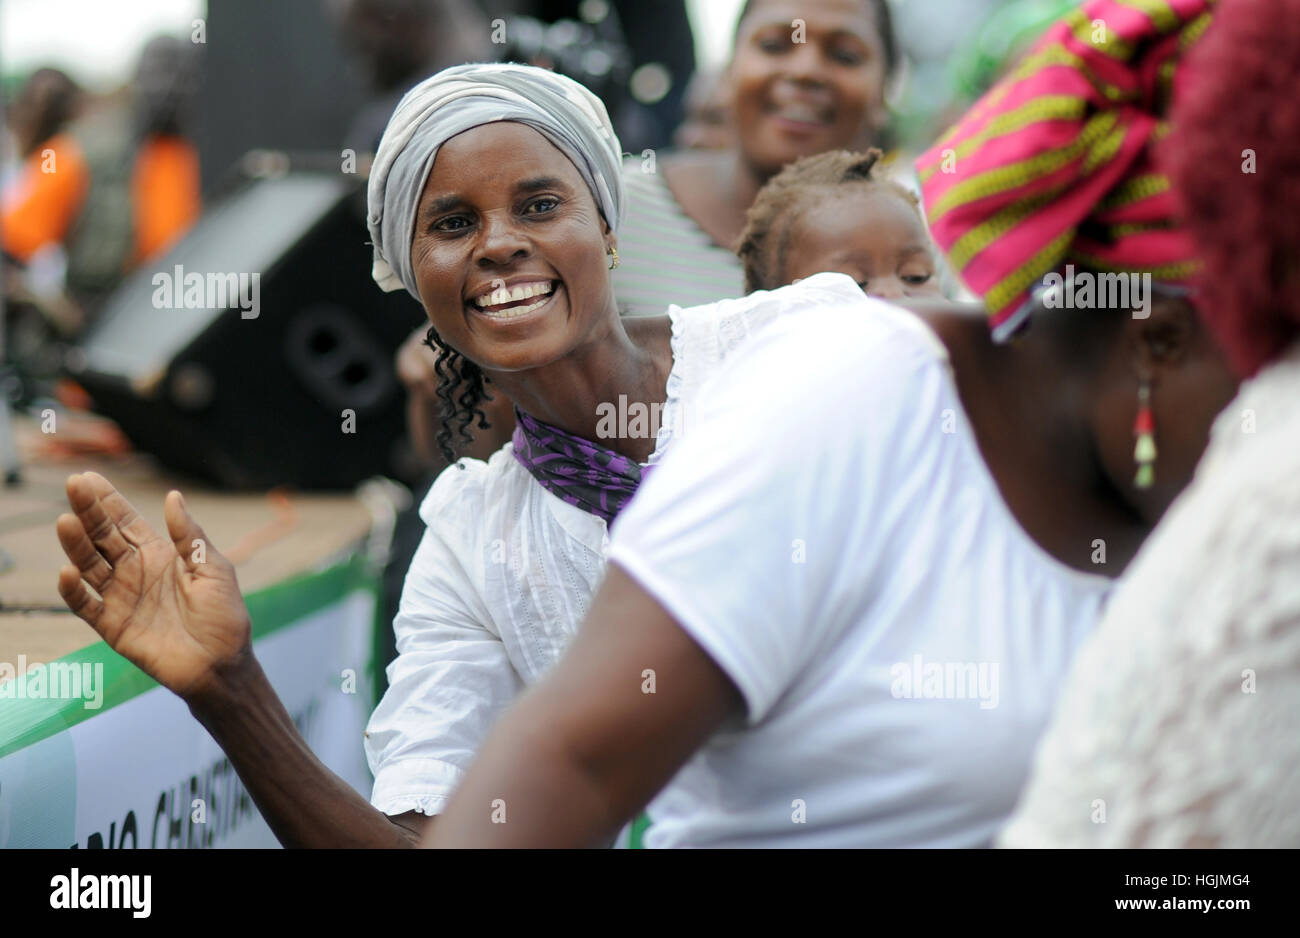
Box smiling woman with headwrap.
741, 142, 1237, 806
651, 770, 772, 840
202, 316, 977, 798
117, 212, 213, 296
47, 62, 864, 847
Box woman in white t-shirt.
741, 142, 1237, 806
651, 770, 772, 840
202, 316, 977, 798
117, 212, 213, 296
417, 279, 1238, 848
413, 1, 1248, 848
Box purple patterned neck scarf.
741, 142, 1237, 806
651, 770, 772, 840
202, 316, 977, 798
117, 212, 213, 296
511, 407, 648, 525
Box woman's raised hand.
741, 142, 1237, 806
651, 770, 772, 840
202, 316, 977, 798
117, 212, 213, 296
54, 472, 253, 701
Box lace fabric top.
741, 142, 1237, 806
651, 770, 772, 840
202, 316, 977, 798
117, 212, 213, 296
1000, 342, 1300, 847
363, 273, 864, 818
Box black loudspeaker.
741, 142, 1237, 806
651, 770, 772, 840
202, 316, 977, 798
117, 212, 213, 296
69, 163, 426, 490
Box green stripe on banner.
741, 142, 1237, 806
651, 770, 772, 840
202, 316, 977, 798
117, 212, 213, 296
628, 813, 650, 849
0, 552, 380, 759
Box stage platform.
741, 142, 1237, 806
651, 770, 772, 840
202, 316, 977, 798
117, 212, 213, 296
0, 409, 387, 847
0, 411, 374, 676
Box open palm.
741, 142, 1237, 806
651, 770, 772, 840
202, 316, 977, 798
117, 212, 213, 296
55, 472, 252, 700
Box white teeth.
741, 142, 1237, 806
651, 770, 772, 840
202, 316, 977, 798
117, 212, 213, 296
474, 281, 554, 307
778, 105, 822, 123
477, 295, 552, 319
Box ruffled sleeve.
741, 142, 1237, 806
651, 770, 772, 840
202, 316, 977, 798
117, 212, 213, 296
364, 460, 524, 817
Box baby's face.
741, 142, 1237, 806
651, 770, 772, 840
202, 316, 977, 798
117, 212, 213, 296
783, 188, 943, 299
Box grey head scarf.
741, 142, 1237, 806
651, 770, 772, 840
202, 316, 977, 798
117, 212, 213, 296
367, 62, 625, 301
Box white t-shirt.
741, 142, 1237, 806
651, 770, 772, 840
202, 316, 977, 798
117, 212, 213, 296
363, 273, 865, 818
607, 292, 1113, 848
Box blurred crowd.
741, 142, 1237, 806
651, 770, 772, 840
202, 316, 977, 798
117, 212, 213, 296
3, 37, 200, 379
1, 0, 1066, 411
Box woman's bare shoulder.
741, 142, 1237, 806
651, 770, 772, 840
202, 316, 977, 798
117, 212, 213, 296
624, 314, 674, 362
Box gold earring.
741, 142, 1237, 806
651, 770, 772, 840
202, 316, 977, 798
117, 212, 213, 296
607, 247, 620, 270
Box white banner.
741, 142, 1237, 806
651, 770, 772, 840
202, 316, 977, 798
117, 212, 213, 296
0, 589, 376, 849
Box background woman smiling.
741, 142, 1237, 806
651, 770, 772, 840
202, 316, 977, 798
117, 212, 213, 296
613, 0, 899, 317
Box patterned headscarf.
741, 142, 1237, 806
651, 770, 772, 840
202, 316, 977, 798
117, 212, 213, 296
367, 62, 625, 301
917, 0, 1215, 340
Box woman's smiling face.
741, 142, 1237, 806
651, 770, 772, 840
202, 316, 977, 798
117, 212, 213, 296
409, 121, 617, 373
730, 0, 889, 177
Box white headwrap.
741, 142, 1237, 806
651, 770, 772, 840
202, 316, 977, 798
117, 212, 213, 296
367, 62, 625, 301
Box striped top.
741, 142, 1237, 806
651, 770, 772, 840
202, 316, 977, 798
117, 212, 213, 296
612, 161, 746, 318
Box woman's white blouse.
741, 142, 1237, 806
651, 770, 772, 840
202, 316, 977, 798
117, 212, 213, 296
999, 343, 1300, 848
363, 272, 865, 817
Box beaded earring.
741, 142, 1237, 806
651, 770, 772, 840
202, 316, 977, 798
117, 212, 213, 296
1133, 380, 1156, 490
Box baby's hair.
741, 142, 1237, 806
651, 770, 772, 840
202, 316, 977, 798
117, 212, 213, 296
735, 148, 924, 293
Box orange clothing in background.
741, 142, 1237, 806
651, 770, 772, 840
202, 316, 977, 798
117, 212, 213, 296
131, 135, 200, 263
0, 134, 90, 261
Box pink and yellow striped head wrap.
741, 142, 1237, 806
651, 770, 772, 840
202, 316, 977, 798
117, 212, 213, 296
917, 0, 1216, 340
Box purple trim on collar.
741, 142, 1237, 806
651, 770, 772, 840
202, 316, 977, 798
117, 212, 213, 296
511, 407, 647, 525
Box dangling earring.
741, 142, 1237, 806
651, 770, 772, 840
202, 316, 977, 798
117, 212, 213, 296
607, 247, 620, 270
1133, 380, 1156, 490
